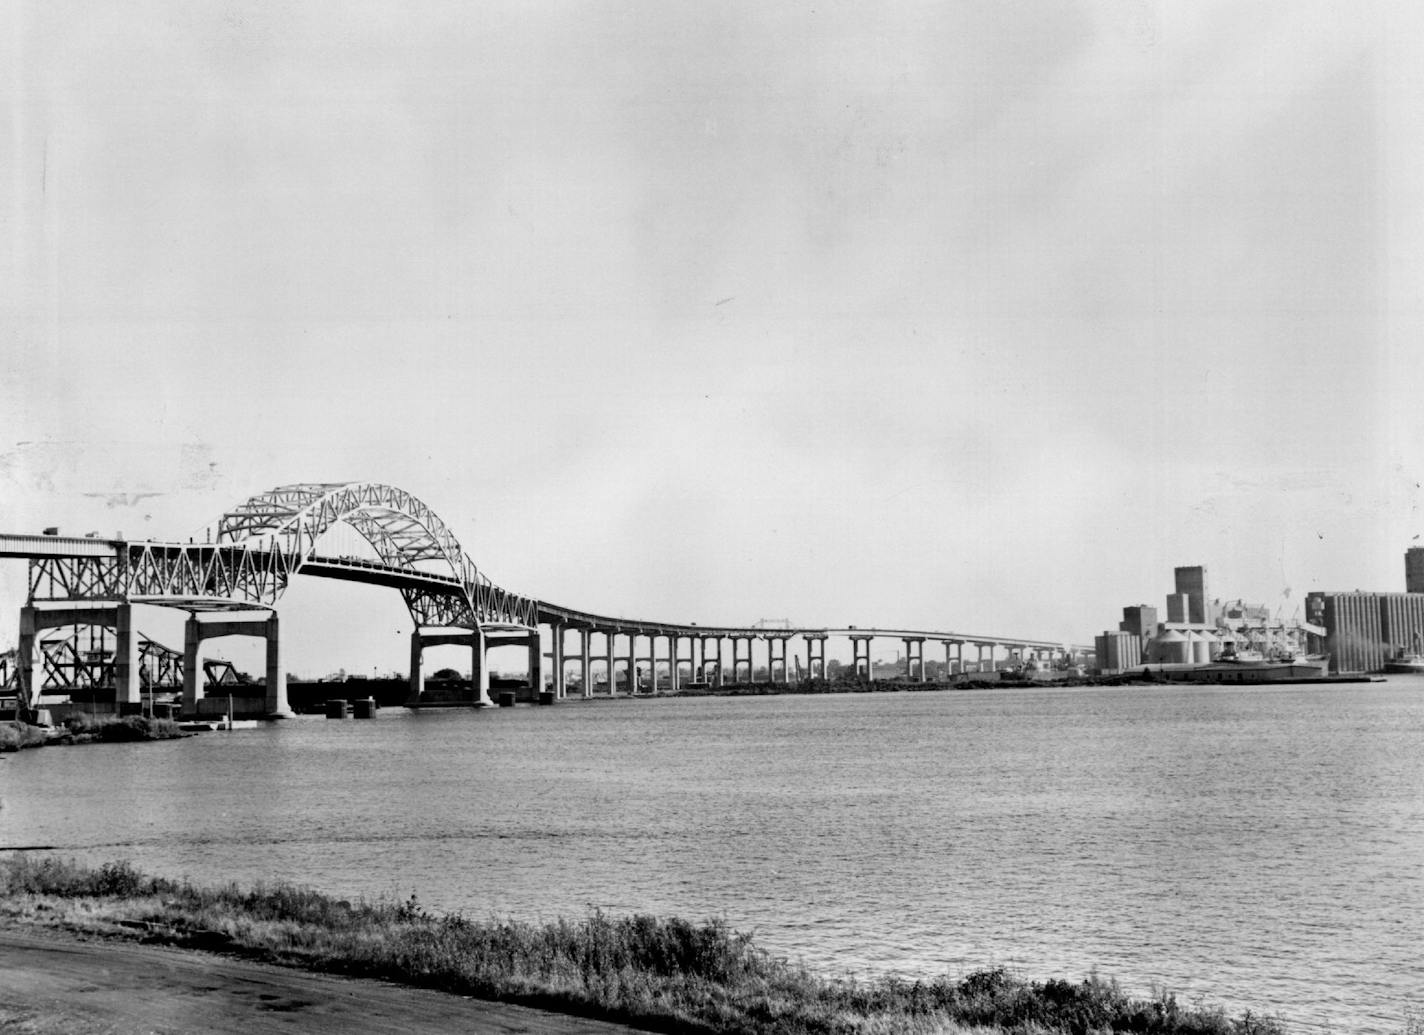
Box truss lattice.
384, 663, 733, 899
16, 626, 185, 693
22, 483, 537, 631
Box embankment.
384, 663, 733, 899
0, 856, 1290, 1035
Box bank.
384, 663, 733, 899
0, 856, 1290, 1035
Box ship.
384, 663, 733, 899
1143, 643, 1339, 684
1383, 635, 1424, 674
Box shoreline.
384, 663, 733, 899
0, 855, 1291, 1035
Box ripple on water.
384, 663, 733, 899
2, 684, 1421, 1034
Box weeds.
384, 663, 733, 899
0, 721, 48, 752
0, 855, 1293, 1035
63, 714, 183, 742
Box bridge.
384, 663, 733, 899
1, 482, 1089, 719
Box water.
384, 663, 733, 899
3, 682, 1421, 1033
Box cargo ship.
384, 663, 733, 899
1140, 644, 1359, 684
1152, 655, 1332, 684
1384, 654, 1424, 674
1382, 634, 1424, 673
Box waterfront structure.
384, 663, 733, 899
1102, 563, 1322, 673
1304, 590, 1424, 673
1094, 630, 1141, 673
1174, 566, 1211, 625
1407, 547, 1424, 594
1119, 604, 1158, 646
1299, 547, 1424, 673
0, 482, 1091, 718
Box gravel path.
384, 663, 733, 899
0, 925, 641, 1034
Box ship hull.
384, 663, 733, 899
1151, 659, 1331, 684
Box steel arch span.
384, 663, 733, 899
215, 482, 536, 628
20, 482, 537, 630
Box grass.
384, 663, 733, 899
60, 713, 184, 743
0, 721, 48, 752
1, 715, 183, 752
0, 855, 1293, 1035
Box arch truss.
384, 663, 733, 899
25, 483, 536, 630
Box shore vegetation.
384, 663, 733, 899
0, 720, 49, 752
0, 855, 1291, 1035
0, 715, 183, 751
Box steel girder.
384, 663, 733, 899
140, 636, 185, 689
20, 626, 186, 693
27, 544, 293, 609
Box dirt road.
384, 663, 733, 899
0, 926, 641, 1034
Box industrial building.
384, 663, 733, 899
1174, 566, 1212, 624
1119, 605, 1159, 645
1094, 630, 1142, 672
1304, 590, 1424, 673
1298, 549, 1424, 673
1407, 547, 1424, 594
1097, 563, 1322, 673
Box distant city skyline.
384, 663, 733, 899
5, 1, 1423, 676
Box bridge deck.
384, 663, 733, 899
1, 538, 1087, 652
0, 534, 122, 559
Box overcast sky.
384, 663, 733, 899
4, 1, 1423, 674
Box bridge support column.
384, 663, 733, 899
527, 632, 543, 694
264, 614, 288, 716
16, 603, 145, 715
604, 631, 617, 696
768, 637, 785, 684
465, 627, 488, 705
669, 635, 681, 692
113, 603, 140, 708
807, 635, 826, 680
408, 631, 424, 702
181, 611, 291, 719
406, 627, 489, 708
903, 638, 925, 682
580, 629, 592, 699
551, 623, 566, 699
715, 637, 725, 686
16, 605, 36, 714
852, 636, 872, 680
625, 634, 637, 694
182, 617, 203, 715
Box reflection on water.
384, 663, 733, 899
3, 681, 1421, 1033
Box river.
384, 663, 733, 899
2, 681, 1421, 1033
